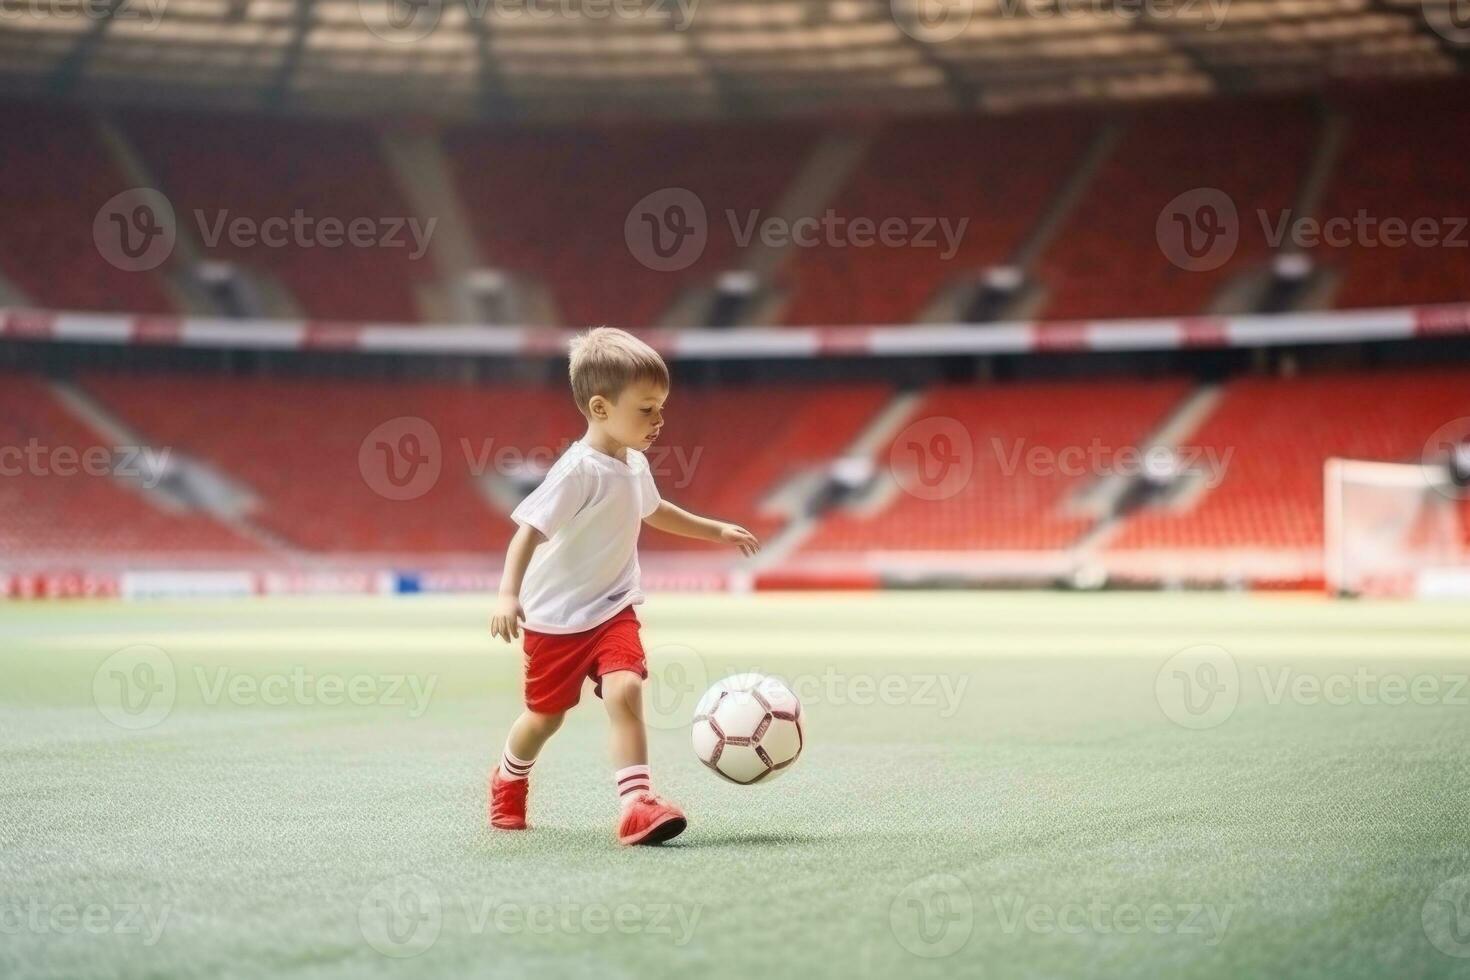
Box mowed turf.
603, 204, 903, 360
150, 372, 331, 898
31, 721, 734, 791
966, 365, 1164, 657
2, 592, 1470, 979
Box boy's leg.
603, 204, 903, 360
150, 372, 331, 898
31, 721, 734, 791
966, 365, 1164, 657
601, 669, 685, 845
601, 670, 648, 772
489, 709, 563, 830
503, 708, 565, 776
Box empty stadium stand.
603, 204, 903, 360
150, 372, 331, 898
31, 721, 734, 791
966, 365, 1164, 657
1108, 369, 1470, 553
0, 103, 176, 315
75, 375, 888, 556
3, 85, 1468, 327
443, 122, 815, 328
5, 364, 1466, 590
122, 111, 433, 323
0, 376, 256, 556
801, 379, 1191, 553
1315, 87, 1470, 311
779, 113, 1095, 325
638, 382, 891, 550
80, 375, 568, 553
1032, 100, 1317, 321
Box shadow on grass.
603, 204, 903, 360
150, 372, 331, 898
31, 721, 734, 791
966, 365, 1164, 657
663, 830, 838, 849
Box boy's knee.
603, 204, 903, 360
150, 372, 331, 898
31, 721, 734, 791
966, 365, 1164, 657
528, 709, 565, 732
601, 671, 643, 712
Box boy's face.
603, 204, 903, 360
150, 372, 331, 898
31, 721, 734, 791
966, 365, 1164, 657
589, 381, 668, 451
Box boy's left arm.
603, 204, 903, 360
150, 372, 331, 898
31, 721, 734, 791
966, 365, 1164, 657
644, 500, 760, 556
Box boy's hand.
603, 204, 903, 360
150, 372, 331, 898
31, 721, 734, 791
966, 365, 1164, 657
490, 595, 526, 642
720, 523, 761, 557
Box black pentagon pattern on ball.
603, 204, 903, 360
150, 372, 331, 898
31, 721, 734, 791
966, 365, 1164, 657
771, 715, 804, 772
694, 689, 728, 768
694, 679, 806, 784
705, 687, 770, 783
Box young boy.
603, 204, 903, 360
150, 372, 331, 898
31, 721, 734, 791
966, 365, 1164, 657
488, 327, 760, 845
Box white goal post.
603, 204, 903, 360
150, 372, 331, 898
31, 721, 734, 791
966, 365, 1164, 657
1324, 458, 1469, 597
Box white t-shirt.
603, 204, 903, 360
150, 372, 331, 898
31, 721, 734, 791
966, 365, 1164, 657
510, 440, 662, 634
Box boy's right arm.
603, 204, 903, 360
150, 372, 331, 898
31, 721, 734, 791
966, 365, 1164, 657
490, 523, 546, 642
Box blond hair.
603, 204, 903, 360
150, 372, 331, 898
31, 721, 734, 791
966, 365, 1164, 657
568, 327, 669, 416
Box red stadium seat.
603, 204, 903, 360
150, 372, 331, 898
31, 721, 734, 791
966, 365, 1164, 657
781, 113, 1094, 326
76, 375, 888, 555
802, 379, 1190, 552
1315, 86, 1470, 310
1034, 100, 1316, 321
121, 112, 432, 324
0, 102, 175, 315
442, 122, 814, 328
1109, 370, 1470, 552
0, 376, 256, 555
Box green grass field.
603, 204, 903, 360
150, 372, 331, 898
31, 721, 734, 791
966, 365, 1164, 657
3, 591, 1470, 979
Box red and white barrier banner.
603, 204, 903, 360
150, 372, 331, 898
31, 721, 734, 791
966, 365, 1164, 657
0, 571, 121, 599
3, 303, 1466, 359
120, 570, 258, 600
256, 570, 390, 596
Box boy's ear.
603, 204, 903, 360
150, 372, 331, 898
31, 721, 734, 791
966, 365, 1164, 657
587, 394, 610, 420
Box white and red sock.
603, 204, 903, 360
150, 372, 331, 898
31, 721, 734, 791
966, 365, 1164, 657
616, 764, 651, 808
499, 745, 535, 782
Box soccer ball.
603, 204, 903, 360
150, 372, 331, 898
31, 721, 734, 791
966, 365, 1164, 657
692, 674, 803, 784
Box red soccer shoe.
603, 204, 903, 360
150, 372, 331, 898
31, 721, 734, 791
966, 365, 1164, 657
618, 794, 687, 846
488, 768, 528, 830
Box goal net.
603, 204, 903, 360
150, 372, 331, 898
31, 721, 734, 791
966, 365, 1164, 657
1324, 458, 1469, 597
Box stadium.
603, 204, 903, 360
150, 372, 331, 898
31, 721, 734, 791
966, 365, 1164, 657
1, 0, 1469, 976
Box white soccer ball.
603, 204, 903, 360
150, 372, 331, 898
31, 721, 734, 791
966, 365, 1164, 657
692, 673, 804, 784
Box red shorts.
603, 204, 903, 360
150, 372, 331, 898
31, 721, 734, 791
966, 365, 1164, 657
521, 606, 647, 714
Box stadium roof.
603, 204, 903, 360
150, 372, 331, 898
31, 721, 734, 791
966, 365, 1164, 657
1, 0, 1465, 120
